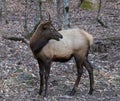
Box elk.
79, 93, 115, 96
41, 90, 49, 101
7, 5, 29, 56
30, 17, 94, 97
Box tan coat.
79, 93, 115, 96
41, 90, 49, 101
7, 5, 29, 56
37, 28, 93, 60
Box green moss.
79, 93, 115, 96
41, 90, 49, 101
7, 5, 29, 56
15, 67, 23, 73
80, 0, 99, 10
113, 76, 120, 84
47, 0, 52, 3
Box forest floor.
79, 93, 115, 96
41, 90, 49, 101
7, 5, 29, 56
0, 0, 120, 101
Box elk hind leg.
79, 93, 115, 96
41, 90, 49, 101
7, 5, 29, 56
83, 59, 94, 95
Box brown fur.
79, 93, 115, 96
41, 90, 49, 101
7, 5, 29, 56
37, 28, 93, 60
30, 25, 94, 97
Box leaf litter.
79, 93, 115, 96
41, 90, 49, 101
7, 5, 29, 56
0, 0, 120, 101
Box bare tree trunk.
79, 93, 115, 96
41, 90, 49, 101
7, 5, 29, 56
35, 0, 39, 23
35, 0, 40, 23
64, 0, 70, 29
0, 0, 2, 21
38, 0, 42, 20
31, 0, 42, 37
24, 0, 29, 39
34, 0, 42, 25
56, 0, 62, 30
97, 0, 102, 19
3, 0, 8, 24
96, 0, 107, 28
24, 0, 28, 30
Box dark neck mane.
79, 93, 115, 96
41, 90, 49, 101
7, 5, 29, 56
31, 38, 49, 54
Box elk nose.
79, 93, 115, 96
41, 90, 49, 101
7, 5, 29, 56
59, 34, 63, 39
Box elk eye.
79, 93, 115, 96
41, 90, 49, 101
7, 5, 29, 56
42, 27, 47, 30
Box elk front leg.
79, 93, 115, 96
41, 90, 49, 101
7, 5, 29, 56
37, 60, 44, 95
43, 60, 51, 97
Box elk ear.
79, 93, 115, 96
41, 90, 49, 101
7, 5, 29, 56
46, 12, 52, 23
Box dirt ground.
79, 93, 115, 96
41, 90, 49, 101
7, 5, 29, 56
0, 0, 120, 101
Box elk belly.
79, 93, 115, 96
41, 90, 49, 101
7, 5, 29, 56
40, 39, 73, 61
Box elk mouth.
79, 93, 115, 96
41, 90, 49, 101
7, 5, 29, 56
55, 33, 63, 41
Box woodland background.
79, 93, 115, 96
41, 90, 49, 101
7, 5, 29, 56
0, 0, 120, 101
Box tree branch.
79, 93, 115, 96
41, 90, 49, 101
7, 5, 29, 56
2, 35, 29, 45
96, 0, 108, 28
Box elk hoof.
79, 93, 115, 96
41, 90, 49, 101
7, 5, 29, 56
39, 90, 47, 97
69, 89, 76, 96
88, 89, 94, 95
39, 89, 43, 95
43, 92, 47, 97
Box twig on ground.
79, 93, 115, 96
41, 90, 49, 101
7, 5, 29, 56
2, 35, 29, 45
